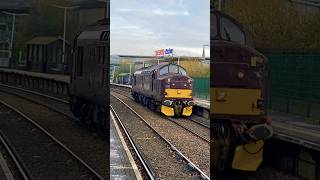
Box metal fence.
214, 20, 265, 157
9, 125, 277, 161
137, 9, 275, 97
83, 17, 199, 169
193, 77, 210, 100
265, 50, 320, 124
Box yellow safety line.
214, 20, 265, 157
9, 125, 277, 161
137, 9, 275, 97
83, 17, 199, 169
111, 112, 143, 180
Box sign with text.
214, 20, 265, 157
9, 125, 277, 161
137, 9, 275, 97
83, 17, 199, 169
155, 48, 173, 57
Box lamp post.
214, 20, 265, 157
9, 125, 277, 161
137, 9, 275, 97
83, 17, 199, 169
202, 44, 209, 61
52, 5, 79, 70
218, 0, 223, 10
1, 11, 28, 67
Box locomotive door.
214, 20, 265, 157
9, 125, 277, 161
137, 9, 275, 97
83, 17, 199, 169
151, 71, 156, 91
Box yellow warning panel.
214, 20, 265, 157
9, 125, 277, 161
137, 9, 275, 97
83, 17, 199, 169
182, 106, 193, 116
232, 140, 264, 171
161, 105, 174, 116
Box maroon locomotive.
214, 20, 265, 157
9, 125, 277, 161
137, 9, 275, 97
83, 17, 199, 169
132, 63, 194, 116
211, 9, 273, 172
69, 19, 109, 130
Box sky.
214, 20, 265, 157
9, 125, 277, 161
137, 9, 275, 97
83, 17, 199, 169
110, 0, 210, 57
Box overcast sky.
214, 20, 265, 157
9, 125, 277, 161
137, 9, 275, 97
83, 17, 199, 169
110, 0, 209, 57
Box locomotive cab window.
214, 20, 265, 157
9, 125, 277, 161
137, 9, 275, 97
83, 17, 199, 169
160, 64, 187, 76
179, 67, 187, 75
211, 13, 218, 38
220, 17, 245, 44
160, 66, 169, 75
169, 64, 178, 74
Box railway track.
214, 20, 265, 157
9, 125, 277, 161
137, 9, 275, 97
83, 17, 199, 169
111, 94, 210, 179
0, 83, 71, 117
0, 131, 30, 180
168, 117, 210, 143
0, 101, 104, 179
111, 87, 210, 143
110, 106, 155, 180
0, 83, 108, 179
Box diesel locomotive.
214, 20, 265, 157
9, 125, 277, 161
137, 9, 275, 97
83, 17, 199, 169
69, 18, 109, 130
211, 10, 273, 171
132, 63, 194, 116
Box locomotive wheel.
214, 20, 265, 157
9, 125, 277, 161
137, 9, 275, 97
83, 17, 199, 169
79, 104, 93, 126
71, 98, 81, 118
85, 106, 94, 126
99, 110, 108, 132
146, 98, 151, 109
150, 100, 156, 110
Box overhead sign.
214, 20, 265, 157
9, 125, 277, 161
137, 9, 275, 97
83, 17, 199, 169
155, 48, 173, 57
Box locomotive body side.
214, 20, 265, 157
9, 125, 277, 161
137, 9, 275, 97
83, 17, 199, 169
132, 64, 194, 116
69, 19, 109, 129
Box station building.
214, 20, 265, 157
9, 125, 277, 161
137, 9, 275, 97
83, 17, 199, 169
26, 36, 71, 74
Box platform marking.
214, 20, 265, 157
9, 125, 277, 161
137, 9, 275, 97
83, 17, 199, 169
111, 112, 143, 180
0, 150, 15, 180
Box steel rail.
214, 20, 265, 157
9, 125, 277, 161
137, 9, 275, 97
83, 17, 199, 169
167, 117, 210, 143
188, 117, 210, 129
0, 100, 104, 180
110, 106, 156, 180
0, 83, 69, 104
0, 85, 75, 122
0, 131, 32, 180
111, 94, 210, 180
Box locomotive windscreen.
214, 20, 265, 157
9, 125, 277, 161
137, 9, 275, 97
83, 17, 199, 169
212, 11, 248, 45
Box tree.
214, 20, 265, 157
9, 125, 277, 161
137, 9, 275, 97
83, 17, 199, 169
222, 0, 320, 49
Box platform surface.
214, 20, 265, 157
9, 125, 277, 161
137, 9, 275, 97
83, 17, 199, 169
110, 113, 142, 180
271, 114, 320, 151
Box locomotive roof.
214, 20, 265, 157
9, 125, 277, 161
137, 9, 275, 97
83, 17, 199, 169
77, 19, 109, 41
134, 64, 167, 75
134, 63, 187, 75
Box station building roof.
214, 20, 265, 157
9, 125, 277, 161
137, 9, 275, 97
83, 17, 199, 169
0, 0, 31, 13
26, 36, 70, 45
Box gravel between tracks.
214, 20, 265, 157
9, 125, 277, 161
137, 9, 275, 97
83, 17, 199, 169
111, 96, 200, 179
0, 92, 108, 179
111, 91, 210, 177
0, 103, 98, 179
169, 118, 210, 142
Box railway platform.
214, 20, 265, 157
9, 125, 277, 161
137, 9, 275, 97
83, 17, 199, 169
271, 114, 320, 151
110, 111, 142, 180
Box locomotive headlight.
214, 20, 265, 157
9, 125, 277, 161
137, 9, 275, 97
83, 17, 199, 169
187, 79, 192, 83
167, 78, 171, 83
237, 71, 245, 79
